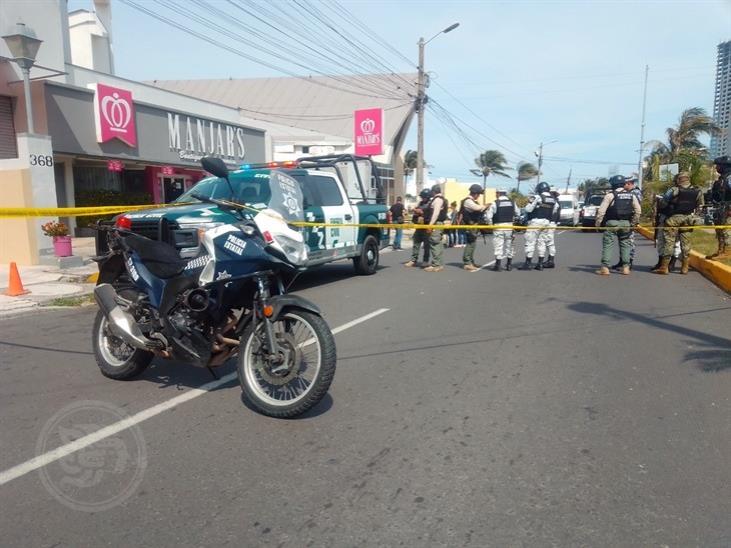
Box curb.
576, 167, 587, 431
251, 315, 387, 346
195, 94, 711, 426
637, 226, 731, 294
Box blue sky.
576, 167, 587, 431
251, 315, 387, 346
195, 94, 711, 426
70, 0, 731, 187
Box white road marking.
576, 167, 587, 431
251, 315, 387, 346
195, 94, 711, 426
0, 308, 390, 487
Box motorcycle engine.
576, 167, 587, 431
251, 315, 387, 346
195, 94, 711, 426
168, 298, 212, 365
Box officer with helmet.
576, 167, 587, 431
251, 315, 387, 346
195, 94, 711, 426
459, 184, 489, 271
707, 156, 731, 260
485, 187, 519, 270
652, 172, 703, 275
404, 188, 432, 268
595, 175, 641, 275
423, 184, 448, 272
544, 188, 561, 269
612, 175, 643, 270
520, 181, 558, 270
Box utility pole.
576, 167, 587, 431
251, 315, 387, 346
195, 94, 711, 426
416, 37, 425, 194
637, 65, 649, 191
535, 142, 544, 189
565, 167, 572, 193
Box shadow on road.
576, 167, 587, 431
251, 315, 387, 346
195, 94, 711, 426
285, 263, 389, 292
567, 301, 731, 373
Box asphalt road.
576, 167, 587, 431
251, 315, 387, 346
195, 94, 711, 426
1, 232, 730, 547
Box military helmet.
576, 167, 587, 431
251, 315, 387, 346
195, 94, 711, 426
714, 156, 731, 173
496, 187, 507, 195
535, 182, 550, 194
468, 183, 484, 195
431, 184, 442, 194
419, 188, 432, 199
609, 175, 626, 189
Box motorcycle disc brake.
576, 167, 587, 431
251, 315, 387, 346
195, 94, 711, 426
254, 331, 301, 386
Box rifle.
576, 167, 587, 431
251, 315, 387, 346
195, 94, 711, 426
653, 196, 661, 243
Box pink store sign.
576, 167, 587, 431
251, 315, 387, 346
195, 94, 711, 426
354, 108, 383, 156
93, 83, 137, 147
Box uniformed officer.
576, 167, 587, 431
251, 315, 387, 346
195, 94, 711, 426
520, 182, 557, 270
595, 175, 641, 275
706, 156, 731, 260
652, 172, 704, 275
612, 175, 643, 270
544, 189, 561, 269
424, 184, 448, 272
459, 184, 489, 271
404, 188, 432, 267
485, 187, 519, 271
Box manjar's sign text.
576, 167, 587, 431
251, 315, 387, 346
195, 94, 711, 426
354, 108, 384, 156
167, 113, 246, 165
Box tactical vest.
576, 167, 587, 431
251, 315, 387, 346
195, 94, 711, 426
669, 187, 699, 215
494, 199, 515, 224
605, 190, 634, 221
427, 195, 448, 223
460, 197, 483, 224
529, 194, 555, 220
412, 199, 429, 224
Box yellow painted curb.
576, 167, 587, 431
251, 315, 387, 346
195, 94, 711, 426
86, 272, 99, 283
636, 225, 731, 294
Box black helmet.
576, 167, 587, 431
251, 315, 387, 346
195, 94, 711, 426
535, 182, 550, 194
431, 184, 442, 194
714, 156, 731, 171
468, 183, 484, 195
419, 188, 432, 199
609, 175, 626, 189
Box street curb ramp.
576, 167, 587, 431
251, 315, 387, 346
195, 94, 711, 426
637, 226, 731, 294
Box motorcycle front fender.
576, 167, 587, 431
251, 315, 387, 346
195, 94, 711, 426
267, 294, 321, 321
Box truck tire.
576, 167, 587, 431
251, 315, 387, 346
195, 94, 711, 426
353, 234, 379, 275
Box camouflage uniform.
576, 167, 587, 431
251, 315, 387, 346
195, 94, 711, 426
707, 160, 731, 259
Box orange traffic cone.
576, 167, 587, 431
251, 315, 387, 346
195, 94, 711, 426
3, 262, 30, 297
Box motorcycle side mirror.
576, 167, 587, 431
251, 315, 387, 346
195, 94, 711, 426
201, 157, 229, 179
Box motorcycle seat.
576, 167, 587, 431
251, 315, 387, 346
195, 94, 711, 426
123, 233, 188, 279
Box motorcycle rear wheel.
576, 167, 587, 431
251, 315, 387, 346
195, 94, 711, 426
92, 310, 153, 380
238, 310, 336, 418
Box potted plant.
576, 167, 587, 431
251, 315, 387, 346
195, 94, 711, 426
41, 220, 72, 257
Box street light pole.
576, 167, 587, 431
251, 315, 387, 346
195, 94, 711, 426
416, 37, 425, 194
415, 22, 459, 194
20, 66, 34, 133
2, 22, 43, 135
637, 65, 649, 191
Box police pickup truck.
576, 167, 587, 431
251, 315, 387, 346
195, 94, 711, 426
98, 155, 389, 275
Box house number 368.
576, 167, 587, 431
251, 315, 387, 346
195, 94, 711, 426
30, 154, 54, 167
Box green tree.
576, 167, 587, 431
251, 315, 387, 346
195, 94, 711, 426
403, 149, 418, 191
515, 162, 538, 194
470, 150, 511, 189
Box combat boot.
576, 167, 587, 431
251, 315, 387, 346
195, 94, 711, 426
651, 256, 670, 275
668, 256, 677, 272
505, 258, 513, 271
404, 260, 416, 267
519, 258, 533, 270
714, 244, 731, 260
706, 243, 724, 260
651, 256, 662, 270
595, 265, 610, 276
492, 259, 502, 272
611, 260, 622, 271
680, 258, 690, 275
544, 255, 555, 269
534, 257, 544, 271
621, 264, 630, 275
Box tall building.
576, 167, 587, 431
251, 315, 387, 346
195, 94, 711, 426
711, 40, 731, 159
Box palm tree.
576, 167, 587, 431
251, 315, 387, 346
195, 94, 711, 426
515, 162, 538, 194
403, 149, 418, 192
470, 150, 511, 189
666, 107, 719, 158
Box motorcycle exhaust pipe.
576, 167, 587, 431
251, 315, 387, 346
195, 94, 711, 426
94, 284, 158, 351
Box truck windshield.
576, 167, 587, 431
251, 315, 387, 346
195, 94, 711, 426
175, 171, 273, 207
559, 200, 573, 209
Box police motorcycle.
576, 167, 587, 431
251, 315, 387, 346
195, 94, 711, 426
92, 157, 336, 418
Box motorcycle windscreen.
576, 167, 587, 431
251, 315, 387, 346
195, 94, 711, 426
254, 170, 308, 266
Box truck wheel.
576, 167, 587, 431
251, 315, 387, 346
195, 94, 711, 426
353, 234, 379, 275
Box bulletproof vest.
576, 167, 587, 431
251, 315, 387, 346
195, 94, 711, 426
425, 195, 447, 223
529, 194, 555, 220
711, 175, 731, 203
460, 197, 483, 224
412, 199, 429, 223
670, 187, 699, 215
605, 190, 634, 221
494, 199, 515, 224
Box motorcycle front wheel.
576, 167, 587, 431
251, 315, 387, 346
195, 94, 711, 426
238, 310, 336, 418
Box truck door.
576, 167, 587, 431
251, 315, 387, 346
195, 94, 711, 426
300, 173, 357, 260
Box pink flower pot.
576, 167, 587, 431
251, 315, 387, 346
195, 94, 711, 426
53, 235, 73, 257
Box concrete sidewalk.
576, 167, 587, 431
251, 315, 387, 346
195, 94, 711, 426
0, 238, 98, 317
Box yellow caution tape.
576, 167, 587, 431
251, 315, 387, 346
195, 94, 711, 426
1, 206, 730, 231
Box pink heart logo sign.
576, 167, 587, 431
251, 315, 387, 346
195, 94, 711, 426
354, 108, 383, 156
94, 84, 137, 147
